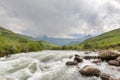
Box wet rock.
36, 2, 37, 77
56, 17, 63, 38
84, 56, 91, 59
75, 54, 80, 57
74, 57, 83, 63
68, 55, 73, 59
74, 54, 83, 63
84, 56, 98, 60
99, 50, 120, 60
84, 51, 91, 54
108, 60, 120, 66
116, 56, 120, 63
92, 59, 102, 64
93, 50, 98, 52
66, 54, 82, 66
100, 73, 113, 80
117, 68, 120, 71
113, 79, 120, 80
79, 65, 101, 77
66, 61, 79, 66
0, 76, 12, 80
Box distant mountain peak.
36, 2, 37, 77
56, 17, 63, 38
42, 35, 48, 38
35, 34, 93, 46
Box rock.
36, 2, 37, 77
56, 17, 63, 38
84, 56, 98, 60
113, 79, 120, 80
75, 54, 80, 57
74, 57, 83, 63
84, 56, 91, 59
92, 59, 102, 64
100, 73, 113, 80
79, 65, 101, 77
84, 51, 91, 54
66, 61, 79, 66
117, 68, 120, 71
99, 50, 120, 60
68, 55, 73, 59
74, 54, 83, 63
0, 76, 12, 80
93, 50, 98, 52
108, 60, 120, 66
116, 56, 120, 63
66, 54, 82, 66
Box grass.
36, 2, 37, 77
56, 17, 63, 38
54, 28, 120, 50
76, 28, 120, 50
0, 27, 56, 57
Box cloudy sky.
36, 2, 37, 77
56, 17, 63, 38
0, 0, 120, 38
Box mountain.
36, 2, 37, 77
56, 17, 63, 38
67, 35, 93, 45
35, 35, 93, 46
76, 28, 120, 50
0, 27, 55, 57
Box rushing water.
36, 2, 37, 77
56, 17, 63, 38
0, 50, 119, 80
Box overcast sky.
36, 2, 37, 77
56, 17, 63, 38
0, 0, 120, 38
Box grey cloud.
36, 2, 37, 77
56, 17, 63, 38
0, 0, 120, 38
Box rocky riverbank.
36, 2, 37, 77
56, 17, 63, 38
65, 50, 120, 80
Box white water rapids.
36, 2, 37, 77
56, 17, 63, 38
0, 50, 119, 80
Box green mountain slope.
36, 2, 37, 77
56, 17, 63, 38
0, 27, 55, 57
76, 28, 120, 50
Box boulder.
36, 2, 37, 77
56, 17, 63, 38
116, 56, 120, 63
79, 65, 101, 77
108, 60, 120, 66
99, 50, 120, 60
66, 61, 79, 66
100, 73, 113, 80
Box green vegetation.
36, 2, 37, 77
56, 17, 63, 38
53, 28, 120, 50
74, 28, 120, 50
1, 26, 119, 56
0, 27, 56, 57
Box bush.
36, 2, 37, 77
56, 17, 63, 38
83, 43, 92, 49
4, 45, 16, 56
19, 39, 28, 43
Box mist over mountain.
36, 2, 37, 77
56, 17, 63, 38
35, 35, 93, 46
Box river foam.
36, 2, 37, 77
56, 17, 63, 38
0, 50, 119, 80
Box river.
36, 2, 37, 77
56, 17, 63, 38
0, 50, 119, 80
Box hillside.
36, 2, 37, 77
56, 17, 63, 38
76, 28, 120, 50
0, 27, 55, 57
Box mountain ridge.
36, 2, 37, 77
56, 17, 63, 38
35, 35, 93, 46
